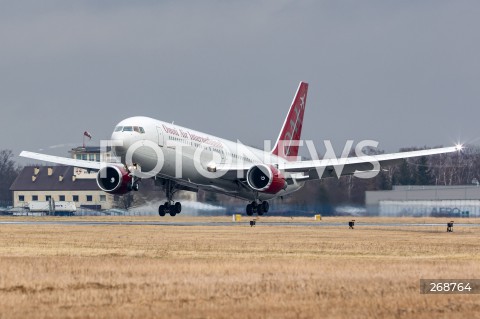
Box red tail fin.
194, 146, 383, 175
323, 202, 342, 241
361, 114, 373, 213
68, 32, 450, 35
271, 82, 308, 160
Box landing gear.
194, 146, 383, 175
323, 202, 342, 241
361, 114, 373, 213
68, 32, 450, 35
174, 202, 182, 214
260, 201, 269, 214
127, 164, 141, 192
157, 180, 182, 217
246, 204, 254, 216
245, 200, 269, 216
158, 202, 181, 216
128, 180, 140, 192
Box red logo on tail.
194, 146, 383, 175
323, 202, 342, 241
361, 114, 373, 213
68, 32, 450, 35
272, 82, 308, 160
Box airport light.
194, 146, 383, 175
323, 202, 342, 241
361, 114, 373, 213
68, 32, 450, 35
349, 220, 355, 229
447, 221, 454, 232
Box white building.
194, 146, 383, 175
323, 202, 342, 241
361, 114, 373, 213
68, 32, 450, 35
366, 185, 480, 217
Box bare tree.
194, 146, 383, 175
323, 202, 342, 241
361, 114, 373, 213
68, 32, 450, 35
0, 150, 20, 203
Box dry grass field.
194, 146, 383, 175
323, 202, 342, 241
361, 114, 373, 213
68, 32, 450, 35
0, 216, 479, 319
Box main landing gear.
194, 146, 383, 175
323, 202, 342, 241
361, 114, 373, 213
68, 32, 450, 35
246, 201, 269, 216
158, 201, 182, 217
158, 180, 182, 217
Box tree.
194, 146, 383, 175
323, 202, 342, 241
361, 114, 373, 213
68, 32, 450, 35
415, 156, 434, 185
0, 150, 20, 203
393, 159, 413, 185
376, 170, 392, 190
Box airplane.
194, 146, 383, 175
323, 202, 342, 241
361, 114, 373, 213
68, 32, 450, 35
20, 82, 462, 216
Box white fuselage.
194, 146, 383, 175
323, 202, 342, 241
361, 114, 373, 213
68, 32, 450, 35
111, 116, 304, 201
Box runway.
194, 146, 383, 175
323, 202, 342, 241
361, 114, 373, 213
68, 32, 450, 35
0, 220, 479, 228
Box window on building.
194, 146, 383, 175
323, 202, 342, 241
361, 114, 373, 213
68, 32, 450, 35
86, 195, 93, 202
95, 154, 100, 162
76, 154, 82, 160
46, 195, 51, 201
89, 154, 95, 161
73, 195, 79, 202
59, 195, 65, 201
99, 195, 106, 202
82, 154, 87, 160
18, 195, 25, 202
32, 195, 38, 201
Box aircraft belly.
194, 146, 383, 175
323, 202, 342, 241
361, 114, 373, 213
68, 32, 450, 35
131, 145, 305, 202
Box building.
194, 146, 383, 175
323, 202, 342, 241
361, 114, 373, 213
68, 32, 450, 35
10, 146, 117, 213
10, 165, 115, 211
366, 185, 480, 217
69, 146, 113, 162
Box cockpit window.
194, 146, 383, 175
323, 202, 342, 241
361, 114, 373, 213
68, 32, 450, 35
116, 126, 145, 133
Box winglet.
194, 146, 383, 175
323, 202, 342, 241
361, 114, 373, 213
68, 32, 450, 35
271, 82, 308, 160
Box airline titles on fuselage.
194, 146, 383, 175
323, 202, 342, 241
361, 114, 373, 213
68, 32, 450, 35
162, 124, 223, 149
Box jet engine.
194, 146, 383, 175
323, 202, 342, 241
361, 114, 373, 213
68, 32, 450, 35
246, 164, 287, 194
96, 165, 133, 195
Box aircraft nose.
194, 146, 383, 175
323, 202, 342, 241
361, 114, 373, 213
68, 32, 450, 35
110, 132, 133, 158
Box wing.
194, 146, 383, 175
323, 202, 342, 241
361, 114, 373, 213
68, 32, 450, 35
280, 146, 461, 180
20, 151, 103, 170
212, 146, 460, 182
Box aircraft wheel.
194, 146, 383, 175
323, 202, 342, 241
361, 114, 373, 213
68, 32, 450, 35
158, 205, 166, 216
133, 183, 139, 191
246, 204, 253, 216
174, 202, 182, 214
251, 201, 258, 214
169, 211, 177, 216
257, 203, 264, 215
261, 201, 269, 213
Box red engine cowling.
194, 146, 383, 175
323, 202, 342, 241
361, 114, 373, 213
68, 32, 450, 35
96, 165, 132, 195
246, 164, 287, 194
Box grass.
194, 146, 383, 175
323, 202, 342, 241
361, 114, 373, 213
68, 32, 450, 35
0, 216, 479, 318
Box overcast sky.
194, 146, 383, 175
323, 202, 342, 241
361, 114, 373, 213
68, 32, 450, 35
1, 0, 479, 163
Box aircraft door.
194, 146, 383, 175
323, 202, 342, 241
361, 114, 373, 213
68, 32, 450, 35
156, 127, 164, 146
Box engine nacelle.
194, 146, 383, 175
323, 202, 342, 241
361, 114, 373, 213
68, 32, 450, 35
246, 164, 287, 194
96, 165, 132, 195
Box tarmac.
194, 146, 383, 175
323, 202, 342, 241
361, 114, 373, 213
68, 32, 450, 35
0, 220, 479, 228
